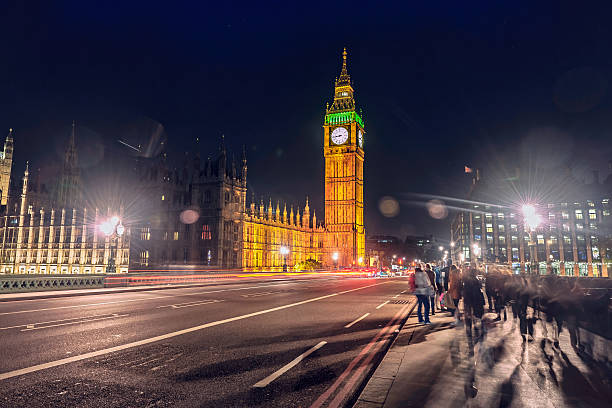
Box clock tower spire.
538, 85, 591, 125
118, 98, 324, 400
323, 48, 365, 267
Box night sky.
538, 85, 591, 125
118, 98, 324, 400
2, 1, 612, 241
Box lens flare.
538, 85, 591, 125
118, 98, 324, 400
426, 199, 448, 219
180, 209, 200, 224
379, 196, 400, 217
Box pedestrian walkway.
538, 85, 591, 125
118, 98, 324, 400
354, 305, 612, 407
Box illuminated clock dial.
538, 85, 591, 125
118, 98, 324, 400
331, 127, 349, 145
358, 130, 364, 148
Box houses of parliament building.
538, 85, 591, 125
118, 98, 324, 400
0, 49, 367, 273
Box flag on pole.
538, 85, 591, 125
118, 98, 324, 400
464, 166, 473, 173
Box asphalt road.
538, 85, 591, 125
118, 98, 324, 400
0, 276, 415, 408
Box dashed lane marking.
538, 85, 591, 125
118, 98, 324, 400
344, 313, 370, 328
253, 341, 327, 388
156, 299, 223, 309
376, 301, 389, 310
21, 314, 128, 331
0, 313, 125, 331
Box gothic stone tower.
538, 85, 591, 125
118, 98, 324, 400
54, 121, 82, 207
323, 48, 365, 266
0, 129, 14, 206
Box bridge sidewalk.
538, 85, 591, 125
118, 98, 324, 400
354, 309, 612, 407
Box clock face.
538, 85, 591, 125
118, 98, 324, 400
358, 130, 364, 148
331, 127, 349, 145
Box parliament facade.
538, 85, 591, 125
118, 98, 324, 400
0, 50, 367, 274
0, 124, 130, 274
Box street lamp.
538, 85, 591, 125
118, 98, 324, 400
522, 204, 541, 274
99, 216, 124, 274
280, 245, 289, 272
358, 256, 364, 265
332, 252, 339, 270
438, 246, 444, 251
472, 243, 481, 266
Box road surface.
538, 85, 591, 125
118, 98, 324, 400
0, 276, 413, 408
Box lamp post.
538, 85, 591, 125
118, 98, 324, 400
99, 216, 125, 274
522, 204, 541, 275
280, 245, 289, 272
332, 252, 339, 270
450, 241, 455, 265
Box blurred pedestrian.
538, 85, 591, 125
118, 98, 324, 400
463, 268, 486, 342
448, 265, 462, 324
425, 264, 437, 315
414, 266, 433, 324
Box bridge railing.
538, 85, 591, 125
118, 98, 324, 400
0, 275, 106, 293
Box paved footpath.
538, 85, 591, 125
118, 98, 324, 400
354, 304, 612, 408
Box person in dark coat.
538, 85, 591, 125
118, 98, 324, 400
462, 268, 485, 341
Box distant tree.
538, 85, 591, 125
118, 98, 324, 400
294, 258, 323, 271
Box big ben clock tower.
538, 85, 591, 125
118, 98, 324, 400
323, 48, 365, 267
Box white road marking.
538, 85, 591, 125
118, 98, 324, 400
150, 364, 166, 371
0, 313, 125, 331
400, 290, 406, 294
393, 294, 399, 298
156, 299, 223, 309
253, 341, 327, 388
0, 281, 388, 381
21, 314, 128, 331
0, 283, 301, 315
240, 292, 277, 298
344, 313, 370, 328
376, 301, 389, 310
133, 357, 162, 367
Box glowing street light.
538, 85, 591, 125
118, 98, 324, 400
332, 252, 339, 270
280, 245, 289, 272
358, 256, 364, 265
450, 241, 455, 248
522, 204, 541, 231
98, 216, 124, 274
522, 204, 541, 274
438, 246, 444, 251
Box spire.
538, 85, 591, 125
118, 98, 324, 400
276, 201, 280, 222
329, 48, 356, 113
335, 47, 351, 87
219, 134, 226, 153
21, 161, 29, 213
6, 128, 14, 141
70, 120, 76, 149
283, 203, 288, 224
268, 198, 273, 220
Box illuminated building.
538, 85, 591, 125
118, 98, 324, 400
323, 48, 366, 266
133, 49, 366, 270
450, 167, 612, 277
242, 198, 324, 270
0, 163, 129, 274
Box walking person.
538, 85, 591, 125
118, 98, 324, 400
448, 265, 463, 324
414, 266, 433, 324
462, 268, 486, 342
425, 264, 437, 315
